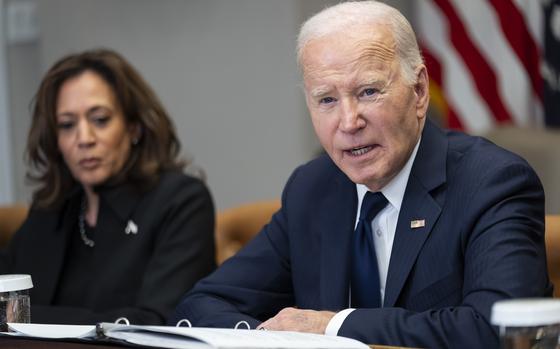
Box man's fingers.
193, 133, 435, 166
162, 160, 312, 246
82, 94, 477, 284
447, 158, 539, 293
256, 308, 334, 334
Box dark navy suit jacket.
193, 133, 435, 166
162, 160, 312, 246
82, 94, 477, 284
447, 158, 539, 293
173, 121, 551, 348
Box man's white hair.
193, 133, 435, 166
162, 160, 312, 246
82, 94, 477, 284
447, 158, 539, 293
297, 1, 423, 85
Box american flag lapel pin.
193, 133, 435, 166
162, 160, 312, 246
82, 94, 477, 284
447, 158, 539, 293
410, 219, 425, 229
125, 220, 138, 234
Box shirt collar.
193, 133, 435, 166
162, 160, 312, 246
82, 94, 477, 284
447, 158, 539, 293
356, 137, 421, 212
63, 178, 144, 223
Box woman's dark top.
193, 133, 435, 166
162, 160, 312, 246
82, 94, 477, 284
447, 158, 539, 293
0, 171, 216, 325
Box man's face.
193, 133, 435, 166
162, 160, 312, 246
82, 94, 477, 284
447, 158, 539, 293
301, 26, 429, 191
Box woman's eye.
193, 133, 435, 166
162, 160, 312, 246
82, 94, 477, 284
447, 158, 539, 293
57, 121, 74, 130
319, 96, 336, 105
92, 115, 110, 126
360, 88, 377, 97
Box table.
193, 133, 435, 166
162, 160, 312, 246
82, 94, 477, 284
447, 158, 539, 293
0, 337, 120, 348
0, 337, 415, 349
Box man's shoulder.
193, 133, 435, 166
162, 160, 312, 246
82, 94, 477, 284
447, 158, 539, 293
281, 153, 352, 202
439, 129, 540, 193
299, 153, 338, 172
291, 153, 343, 183
446, 129, 531, 168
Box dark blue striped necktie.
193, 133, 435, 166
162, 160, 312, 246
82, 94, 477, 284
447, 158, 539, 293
351, 191, 388, 308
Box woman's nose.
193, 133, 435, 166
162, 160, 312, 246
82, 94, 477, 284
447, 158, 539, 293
77, 121, 96, 147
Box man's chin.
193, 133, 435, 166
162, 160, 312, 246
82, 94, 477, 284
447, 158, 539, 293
346, 172, 377, 187
339, 166, 384, 189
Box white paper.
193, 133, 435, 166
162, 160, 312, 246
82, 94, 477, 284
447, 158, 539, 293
102, 325, 369, 349
108, 331, 211, 349
5, 322, 369, 349
7, 323, 96, 339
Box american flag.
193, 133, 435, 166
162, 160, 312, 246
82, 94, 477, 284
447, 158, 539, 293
416, 0, 560, 133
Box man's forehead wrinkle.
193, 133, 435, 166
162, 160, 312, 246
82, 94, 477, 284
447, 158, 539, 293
303, 65, 344, 87
354, 38, 396, 65
301, 34, 397, 93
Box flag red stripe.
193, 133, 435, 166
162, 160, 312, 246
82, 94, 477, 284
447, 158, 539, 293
422, 45, 464, 129
488, 0, 543, 100
432, 0, 513, 123
423, 45, 443, 84
447, 107, 463, 130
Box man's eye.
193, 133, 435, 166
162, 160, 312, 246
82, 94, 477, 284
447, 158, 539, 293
360, 88, 378, 97
319, 96, 336, 105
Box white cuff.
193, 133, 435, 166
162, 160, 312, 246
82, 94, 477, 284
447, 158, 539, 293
325, 308, 355, 336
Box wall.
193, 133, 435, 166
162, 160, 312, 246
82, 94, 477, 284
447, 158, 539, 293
0, 0, 15, 204
3, 0, 429, 212
6, 41, 40, 205
9, 0, 313, 210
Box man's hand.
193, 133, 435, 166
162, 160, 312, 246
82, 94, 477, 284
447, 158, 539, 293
257, 307, 335, 334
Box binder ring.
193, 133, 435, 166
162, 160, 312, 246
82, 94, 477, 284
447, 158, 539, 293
176, 319, 192, 327
234, 320, 251, 329
114, 317, 130, 325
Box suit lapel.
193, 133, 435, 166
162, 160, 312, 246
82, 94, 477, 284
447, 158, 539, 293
384, 120, 448, 307
383, 176, 441, 307
319, 169, 357, 310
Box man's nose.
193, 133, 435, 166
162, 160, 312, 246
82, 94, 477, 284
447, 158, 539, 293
339, 99, 365, 133
77, 121, 96, 147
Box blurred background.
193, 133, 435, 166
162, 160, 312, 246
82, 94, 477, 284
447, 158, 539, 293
0, 0, 559, 213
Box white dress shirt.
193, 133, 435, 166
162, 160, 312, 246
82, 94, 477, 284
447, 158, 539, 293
325, 138, 421, 336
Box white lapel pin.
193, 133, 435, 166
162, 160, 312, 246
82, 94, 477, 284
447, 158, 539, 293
125, 220, 138, 234
410, 219, 425, 229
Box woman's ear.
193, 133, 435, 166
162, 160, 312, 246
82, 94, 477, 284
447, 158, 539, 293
130, 123, 142, 145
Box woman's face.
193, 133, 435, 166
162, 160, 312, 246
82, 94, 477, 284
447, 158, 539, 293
56, 70, 136, 192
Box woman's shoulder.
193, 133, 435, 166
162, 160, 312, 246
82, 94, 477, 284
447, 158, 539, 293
148, 170, 212, 203
157, 170, 207, 191
18, 196, 77, 235
27, 190, 79, 218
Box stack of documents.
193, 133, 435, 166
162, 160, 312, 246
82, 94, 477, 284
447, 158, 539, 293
5, 322, 369, 349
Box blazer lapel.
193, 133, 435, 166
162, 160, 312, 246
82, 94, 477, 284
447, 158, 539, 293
319, 170, 357, 310
34, 195, 80, 304
94, 182, 142, 266
384, 120, 447, 307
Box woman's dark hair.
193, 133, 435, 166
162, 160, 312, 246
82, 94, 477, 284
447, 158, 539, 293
27, 48, 185, 208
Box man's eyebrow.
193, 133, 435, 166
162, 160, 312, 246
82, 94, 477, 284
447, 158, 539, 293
352, 69, 385, 85
358, 77, 382, 86
309, 86, 332, 98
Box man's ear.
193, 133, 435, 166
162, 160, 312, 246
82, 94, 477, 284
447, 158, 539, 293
414, 65, 430, 120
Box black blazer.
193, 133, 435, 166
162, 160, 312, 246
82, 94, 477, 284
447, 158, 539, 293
173, 121, 551, 348
0, 171, 215, 325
